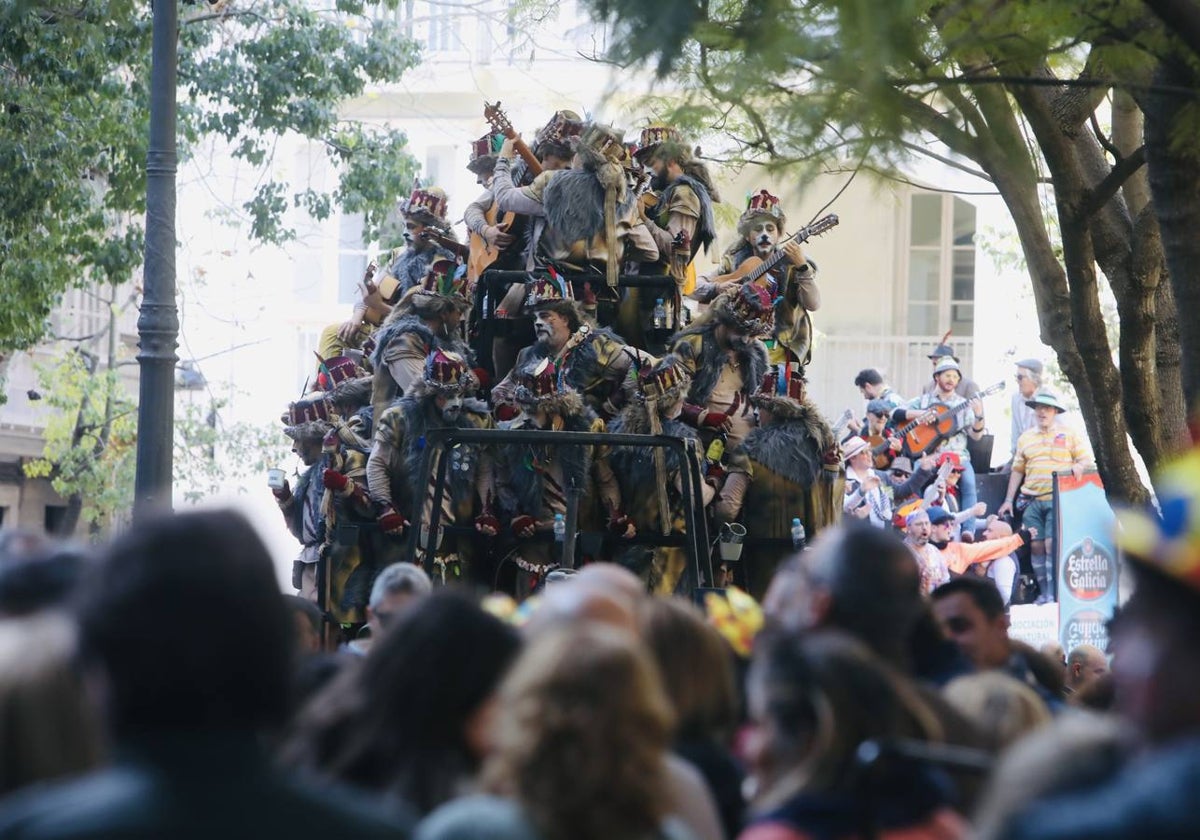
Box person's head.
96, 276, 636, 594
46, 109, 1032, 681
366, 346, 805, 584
927, 505, 956, 544
0, 613, 103, 796
841, 437, 871, 473
1014, 358, 1043, 398
905, 510, 931, 546
284, 595, 323, 655
531, 301, 580, 352
931, 576, 1011, 670
1024, 389, 1066, 430
401, 186, 450, 248
888, 456, 913, 489
483, 624, 674, 840
0, 533, 84, 618
367, 563, 432, 639
638, 596, 738, 744
943, 671, 1051, 751
764, 524, 924, 666
1066, 644, 1108, 691
744, 629, 941, 810
1040, 641, 1066, 668
865, 400, 891, 435
853, 368, 885, 399
78, 509, 293, 739
932, 358, 961, 393
737, 190, 786, 257
285, 591, 521, 814
982, 517, 1013, 541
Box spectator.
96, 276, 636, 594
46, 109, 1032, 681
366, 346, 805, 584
285, 594, 324, 655
931, 577, 1063, 707
852, 368, 905, 413
943, 671, 1051, 751
842, 438, 892, 528
346, 563, 433, 656
0, 509, 413, 839
995, 451, 1200, 837
0, 533, 84, 618
979, 518, 1021, 605
1063, 644, 1108, 697
973, 712, 1129, 840
0, 613, 102, 797
927, 506, 1027, 583
639, 596, 745, 838
416, 624, 691, 840
1009, 358, 1042, 458
282, 591, 521, 817
739, 629, 966, 840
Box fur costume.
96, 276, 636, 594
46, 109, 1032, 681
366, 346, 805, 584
369, 314, 471, 423
383, 244, 449, 299
494, 408, 597, 524
671, 323, 768, 408
722, 402, 842, 598
608, 412, 697, 505
508, 327, 631, 415
655, 174, 717, 255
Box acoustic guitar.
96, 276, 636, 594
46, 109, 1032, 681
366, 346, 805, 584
712, 214, 840, 288
467, 103, 544, 281
900, 381, 1005, 457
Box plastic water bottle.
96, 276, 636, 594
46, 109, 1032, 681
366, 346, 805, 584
652, 298, 668, 329
553, 513, 566, 544
791, 517, 807, 550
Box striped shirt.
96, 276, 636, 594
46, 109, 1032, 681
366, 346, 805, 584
1013, 424, 1093, 499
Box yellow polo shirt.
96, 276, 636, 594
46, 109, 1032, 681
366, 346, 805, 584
1013, 424, 1092, 499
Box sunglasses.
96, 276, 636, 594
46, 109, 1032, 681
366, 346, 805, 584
891, 469, 911, 477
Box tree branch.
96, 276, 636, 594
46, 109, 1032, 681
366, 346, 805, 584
1081, 145, 1147, 219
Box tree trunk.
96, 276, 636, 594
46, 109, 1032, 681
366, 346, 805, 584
1142, 61, 1200, 425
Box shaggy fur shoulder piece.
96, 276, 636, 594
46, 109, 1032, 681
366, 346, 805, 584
609, 411, 697, 487
741, 406, 833, 488
495, 410, 596, 517
661, 175, 717, 252
674, 324, 767, 407
542, 169, 635, 246
370, 314, 435, 371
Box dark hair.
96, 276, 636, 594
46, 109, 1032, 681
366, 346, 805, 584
854, 368, 883, 388
284, 594, 322, 637
802, 524, 924, 666
534, 299, 584, 333
0, 537, 85, 617
78, 509, 293, 737
281, 590, 522, 815
931, 575, 1007, 619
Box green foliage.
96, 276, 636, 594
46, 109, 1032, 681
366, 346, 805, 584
23, 350, 138, 531
0, 0, 421, 353
173, 397, 292, 503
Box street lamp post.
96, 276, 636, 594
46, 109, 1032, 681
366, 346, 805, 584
134, 0, 179, 519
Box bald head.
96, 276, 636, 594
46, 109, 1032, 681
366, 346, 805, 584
1066, 644, 1108, 691
573, 562, 646, 609
983, 518, 1013, 540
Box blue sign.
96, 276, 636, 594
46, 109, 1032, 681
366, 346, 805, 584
1054, 471, 1119, 652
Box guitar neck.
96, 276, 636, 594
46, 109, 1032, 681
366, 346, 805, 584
507, 132, 542, 177
900, 388, 993, 439
745, 235, 798, 285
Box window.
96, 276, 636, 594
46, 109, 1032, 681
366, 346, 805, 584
44, 505, 68, 535
906, 194, 976, 337
338, 213, 368, 306
427, 0, 460, 52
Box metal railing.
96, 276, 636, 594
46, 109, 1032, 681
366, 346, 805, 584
405, 427, 713, 593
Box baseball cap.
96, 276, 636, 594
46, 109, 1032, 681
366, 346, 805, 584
927, 506, 955, 525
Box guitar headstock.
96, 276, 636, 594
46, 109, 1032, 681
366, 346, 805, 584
483, 101, 514, 138
979, 381, 1006, 398
798, 214, 839, 242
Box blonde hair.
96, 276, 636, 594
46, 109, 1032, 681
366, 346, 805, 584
943, 672, 1051, 751
0, 613, 102, 795
483, 624, 675, 840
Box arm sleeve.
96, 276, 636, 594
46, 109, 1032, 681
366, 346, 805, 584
463, 190, 493, 235
367, 438, 396, 509
786, 262, 821, 311
713, 472, 749, 524
623, 218, 663, 263
946, 533, 1025, 574
491, 158, 546, 216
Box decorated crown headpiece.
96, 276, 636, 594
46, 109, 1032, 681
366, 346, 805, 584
744, 189, 784, 219
754, 362, 806, 405
525, 269, 574, 308
535, 109, 585, 147
402, 186, 449, 225
634, 122, 682, 159
717, 283, 775, 337
313, 353, 360, 391
418, 257, 469, 301
578, 123, 629, 165
422, 348, 476, 395
515, 357, 561, 404
470, 133, 503, 162
631, 353, 690, 404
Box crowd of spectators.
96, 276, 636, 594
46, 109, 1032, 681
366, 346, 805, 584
0, 470, 1196, 839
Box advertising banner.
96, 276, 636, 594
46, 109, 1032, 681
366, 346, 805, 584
1054, 471, 1119, 652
